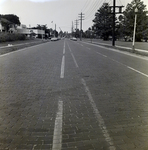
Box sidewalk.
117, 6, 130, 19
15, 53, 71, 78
82, 38, 148, 56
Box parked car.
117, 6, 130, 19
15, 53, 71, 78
57, 37, 61, 40
51, 37, 58, 41
71, 37, 77, 41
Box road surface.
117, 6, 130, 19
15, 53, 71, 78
0, 39, 148, 150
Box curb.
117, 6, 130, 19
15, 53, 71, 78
0, 40, 49, 55
84, 41, 148, 56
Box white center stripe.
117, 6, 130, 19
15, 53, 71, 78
81, 78, 116, 150
52, 100, 63, 150
60, 55, 65, 78
63, 41, 65, 54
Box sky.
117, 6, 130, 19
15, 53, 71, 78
0, 0, 148, 32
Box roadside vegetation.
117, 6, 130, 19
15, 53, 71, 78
91, 0, 148, 41
73, 0, 148, 42
0, 0, 148, 42
0, 32, 26, 42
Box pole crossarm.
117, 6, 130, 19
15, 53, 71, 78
109, 0, 124, 46
75, 19, 79, 30
108, 6, 124, 14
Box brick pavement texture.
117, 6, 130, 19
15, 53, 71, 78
0, 40, 148, 150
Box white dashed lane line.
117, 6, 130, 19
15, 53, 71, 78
127, 66, 148, 78
52, 100, 63, 150
81, 78, 116, 150
60, 41, 66, 78
95, 48, 148, 79
60, 55, 65, 79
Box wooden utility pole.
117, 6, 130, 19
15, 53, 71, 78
71, 21, 74, 37
75, 19, 79, 30
109, 1, 124, 46
78, 12, 84, 41
112, 0, 115, 46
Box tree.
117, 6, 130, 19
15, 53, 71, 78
75, 29, 80, 38
121, 0, 148, 41
92, 3, 115, 40
54, 30, 58, 37
115, 15, 125, 40
84, 28, 92, 38
0, 14, 21, 31
32, 24, 51, 38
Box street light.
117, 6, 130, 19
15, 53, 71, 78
132, 7, 138, 52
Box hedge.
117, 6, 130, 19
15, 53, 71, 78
0, 32, 26, 42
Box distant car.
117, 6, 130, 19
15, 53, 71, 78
57, 37, 61, 40
51, 37, 58, 41
71, 37, 77, 41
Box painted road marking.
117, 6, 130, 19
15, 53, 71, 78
71, 53, 79, 68
63, 41, 65, 54
60, 41, 66, 78
52, 100, 63, 150
110, 58, 148, 78
96, 52, 107, 58
67, 43, 79, 68
82, 41, 148, 61
60, 55, 65, 78
81, 78, 116, 150
86, 47, 91, 50
92, 45, 148, 79
127, 66, 148, 78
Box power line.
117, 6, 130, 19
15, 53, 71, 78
81, 0, 91, 12
80, 0, 107, 31
85, 0, 101, 16
82, 0, 97, 14
84, 0, 110, 28
117, 0, 123, 6
84, 0, 107, 20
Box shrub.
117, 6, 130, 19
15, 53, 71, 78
0, 32, 26, 42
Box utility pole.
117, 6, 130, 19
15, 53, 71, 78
113, 0, 115, 46
78, 12, 84, 41
54, 24, 56, 37
75, 19, 79, 30
71, 21, 74, 37
109, 1, 124, 46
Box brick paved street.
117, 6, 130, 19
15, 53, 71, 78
0, 39, 148, 150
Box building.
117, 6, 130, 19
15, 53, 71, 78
17, 25, 45, 38
0, 22, 45, 38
